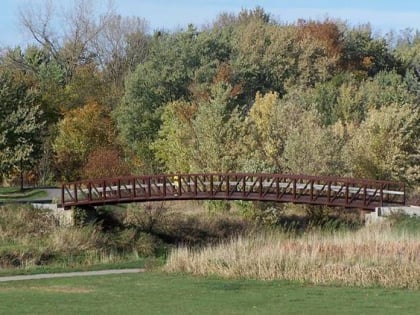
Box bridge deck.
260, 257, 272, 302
61, 173, 405, 210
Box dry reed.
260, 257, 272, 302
165, 224, 420, 289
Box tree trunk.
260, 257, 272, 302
20, 159, 24, 191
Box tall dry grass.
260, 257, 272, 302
165, 223, 420, 289
0, 205, 155, 269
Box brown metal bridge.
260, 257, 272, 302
61, 173, 405, 210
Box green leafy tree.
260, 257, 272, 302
0, 72, 45, 190
307, 73, 352, 126
231, 17, 295, 98
152, 100, 196, 173
2, 46, 66, 125
153, 78, 244, 173
115, 26, 237, 172
190, 81, 244, 172
341, 24, 400, 77
114, 27, 200, 172
243, 91, 313, 172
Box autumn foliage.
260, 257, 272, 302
0, 4, 418, 194
83, 148, 131, 179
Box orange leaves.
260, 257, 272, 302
83, 148, 130, 179
297, 19, 343, 58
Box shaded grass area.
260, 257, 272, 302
0, 187, 21, 194
0, 187, 48, 200
0, 272, 419, 315
389, 213, 420, 234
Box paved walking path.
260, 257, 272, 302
0, 268, 145, 282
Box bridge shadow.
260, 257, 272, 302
276, 207, 362, 233
72, 201, 363, 249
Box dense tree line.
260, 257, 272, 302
0, 2, 419, 195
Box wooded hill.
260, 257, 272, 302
0, 4, 419, 195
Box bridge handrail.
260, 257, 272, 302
61, 173, 405, 210
62, 172, 405, 186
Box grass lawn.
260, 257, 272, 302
0, 187, 48, 200
0, 272, 419, 315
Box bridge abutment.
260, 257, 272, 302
364, 206, 420, 224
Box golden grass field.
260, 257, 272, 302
165, 222, 420, 289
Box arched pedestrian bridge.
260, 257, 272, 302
61, 173, 405, 210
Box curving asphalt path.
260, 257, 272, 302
0, 269, 145, 282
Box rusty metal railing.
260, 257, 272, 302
61, 173, 405, 210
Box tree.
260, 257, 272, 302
83, 148, 131, 179
289, 19, 343, 88
94, 15, 150, 90
152, 78, 245, 173
344, 103, 420, 184
189, 81, 244, 172
53, 102, 115, 180
152, 100, 196, 173
114, 25, 235, 172
341, 24, 400, 77
19, 0, 116, 84
0, 72, 45, 190
89, 15, 152, 109
1, 45, 66, 124
243, 91, 285, 172
231, 17, 294, 98
62, 62, 107, 109
282, 112, 344, 176
17, 1, 145, 112
242, 91, 311, 172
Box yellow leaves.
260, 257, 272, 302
53, 102, 116, 180
362, 56, 374, 70
152, 100, 195, 173
344, 103, 419, 182
249, 91, 279, 134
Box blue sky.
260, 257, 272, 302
2, 0, 420, 47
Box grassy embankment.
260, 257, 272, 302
0, 187, 48, 201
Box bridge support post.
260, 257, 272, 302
359, 209, 372, 222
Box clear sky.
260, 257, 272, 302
2, 0, 420, 47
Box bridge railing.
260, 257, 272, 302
61, 173, 405, 210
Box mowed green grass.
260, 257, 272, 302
0, 272, 419, 315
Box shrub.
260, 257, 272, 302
0, 205, 57, 240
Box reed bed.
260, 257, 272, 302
165, 224, 420, 289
